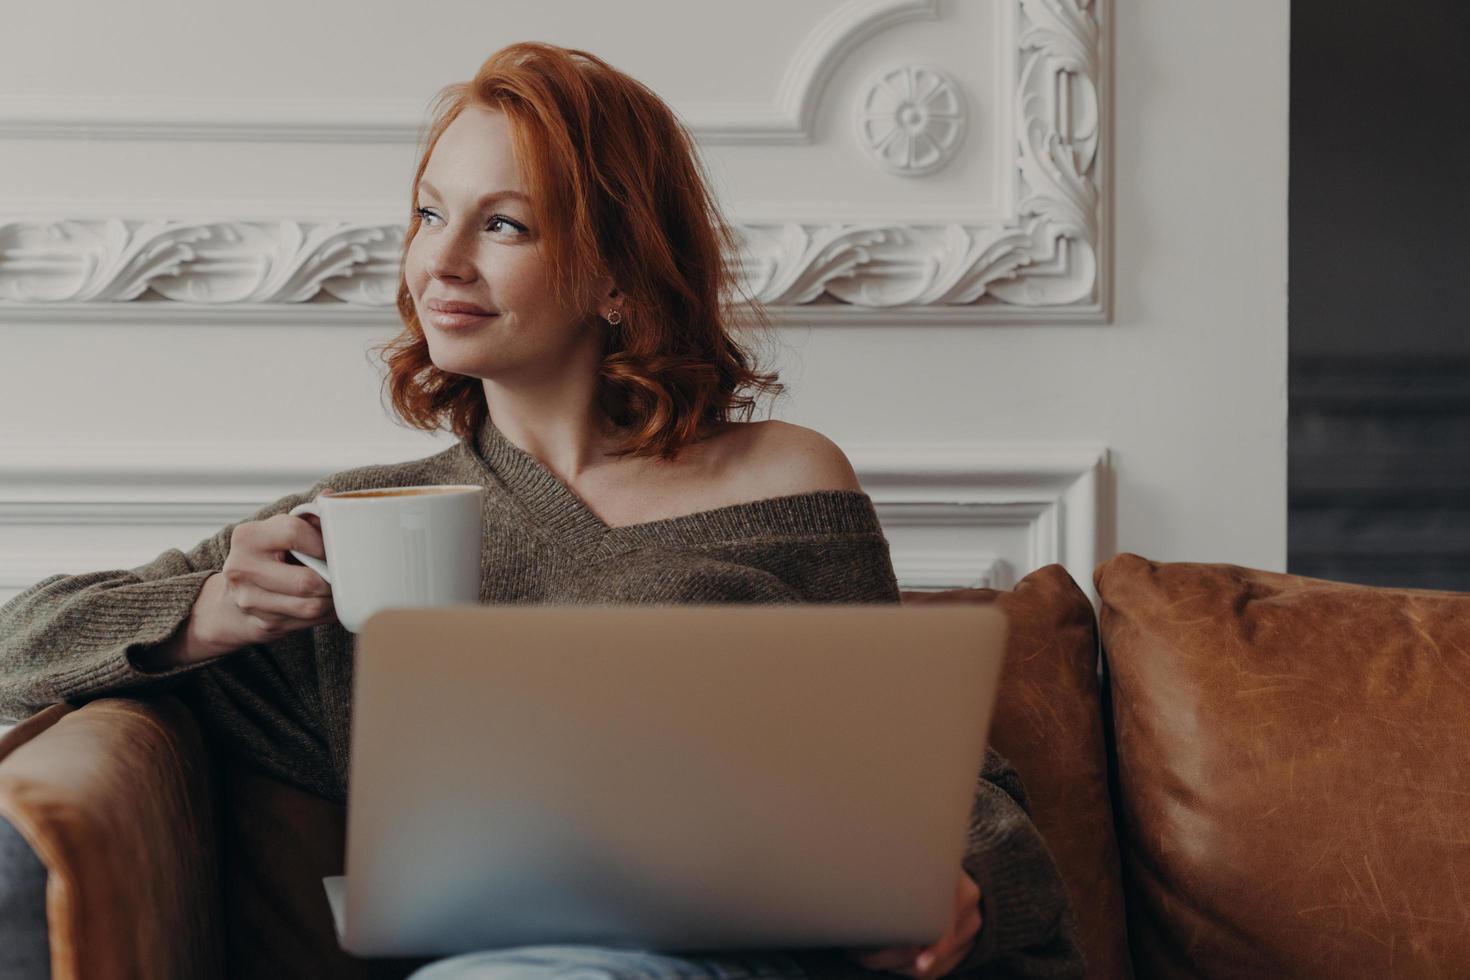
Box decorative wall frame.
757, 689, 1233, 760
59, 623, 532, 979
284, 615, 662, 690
0, 438, 1108, 605
0, 0, 1109, 323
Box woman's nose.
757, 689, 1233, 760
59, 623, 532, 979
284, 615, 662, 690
426, 228, 478, 282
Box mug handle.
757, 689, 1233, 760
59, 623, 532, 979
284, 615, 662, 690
286, 500, 333, 584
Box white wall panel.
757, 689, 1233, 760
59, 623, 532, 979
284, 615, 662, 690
0, 0, 1288, 624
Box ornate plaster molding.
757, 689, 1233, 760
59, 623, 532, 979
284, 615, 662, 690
854, 65, 968, 176
0, 0, 940, 145
0, 219, 404, 305
0, 0, 1108, 320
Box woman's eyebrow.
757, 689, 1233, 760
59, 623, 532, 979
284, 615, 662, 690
418, 179, 529, 207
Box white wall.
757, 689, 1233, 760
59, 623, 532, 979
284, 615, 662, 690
0, 0, 1288, 612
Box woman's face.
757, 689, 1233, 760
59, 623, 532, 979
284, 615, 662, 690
405, 105, 604, 382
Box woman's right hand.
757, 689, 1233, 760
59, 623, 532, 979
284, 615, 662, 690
139, 506, 340, 669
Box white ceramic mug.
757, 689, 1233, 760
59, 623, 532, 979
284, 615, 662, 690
286, 485, 485, 633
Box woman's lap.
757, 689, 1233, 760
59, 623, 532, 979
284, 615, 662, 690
405, 943, 861, 980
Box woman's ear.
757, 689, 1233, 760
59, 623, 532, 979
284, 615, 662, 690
599, 281, 629, 320
585, 276, 624, 320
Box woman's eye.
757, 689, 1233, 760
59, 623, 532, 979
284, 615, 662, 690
413, 207, 521, 235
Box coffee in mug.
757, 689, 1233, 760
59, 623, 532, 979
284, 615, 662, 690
287, 484, 485, 633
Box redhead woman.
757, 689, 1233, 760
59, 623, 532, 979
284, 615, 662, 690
0, 43, 1083, 980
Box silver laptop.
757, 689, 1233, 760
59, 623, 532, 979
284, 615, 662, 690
325, 603, 1008, 958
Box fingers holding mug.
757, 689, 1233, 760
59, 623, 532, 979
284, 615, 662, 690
289, 510, 327, 564
285, 499, 333, 583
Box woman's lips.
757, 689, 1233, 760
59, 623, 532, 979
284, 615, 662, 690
427, 310, 499, 329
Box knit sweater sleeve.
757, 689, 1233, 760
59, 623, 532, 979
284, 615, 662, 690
953, 748, 1086, 979
0, 481, 344, 797
737, 529, 1085, 979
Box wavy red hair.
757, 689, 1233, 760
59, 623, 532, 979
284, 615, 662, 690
372, 41, 784, 462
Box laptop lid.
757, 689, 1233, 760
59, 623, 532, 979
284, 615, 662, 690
338, 603, 1007, 958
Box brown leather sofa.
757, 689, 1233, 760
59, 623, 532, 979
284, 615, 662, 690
2, 552, 1467, 979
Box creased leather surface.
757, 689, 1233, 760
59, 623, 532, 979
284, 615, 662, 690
0, 696, 223, 980
1095, 552, 1470, 979
903, 564, 1133, 980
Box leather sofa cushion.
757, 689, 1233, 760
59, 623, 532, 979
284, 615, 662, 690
1094, 553, 1470, 977
904, 564, 1133, 979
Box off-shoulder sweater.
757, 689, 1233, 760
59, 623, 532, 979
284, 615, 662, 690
0, 415, 1084, 978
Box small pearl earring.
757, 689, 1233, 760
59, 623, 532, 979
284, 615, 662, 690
604, 309, 622, 326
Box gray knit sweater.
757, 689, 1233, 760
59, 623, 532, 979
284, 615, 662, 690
0, 415, 1084, 979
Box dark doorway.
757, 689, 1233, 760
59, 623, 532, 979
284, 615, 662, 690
1289, 0, 1470, 589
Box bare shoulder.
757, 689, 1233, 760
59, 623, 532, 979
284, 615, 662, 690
732, 419, 865, 497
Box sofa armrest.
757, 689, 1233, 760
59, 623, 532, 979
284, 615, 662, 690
0, 696, 225, 980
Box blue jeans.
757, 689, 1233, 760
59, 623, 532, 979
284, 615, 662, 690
406, 944, 876, 979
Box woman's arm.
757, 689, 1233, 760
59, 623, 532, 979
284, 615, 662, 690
950, 746, 1085, 978
0, 560, 224, 722
0, 481, 327, 721
132, 572, 239, 671
0, 482, 347, 802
